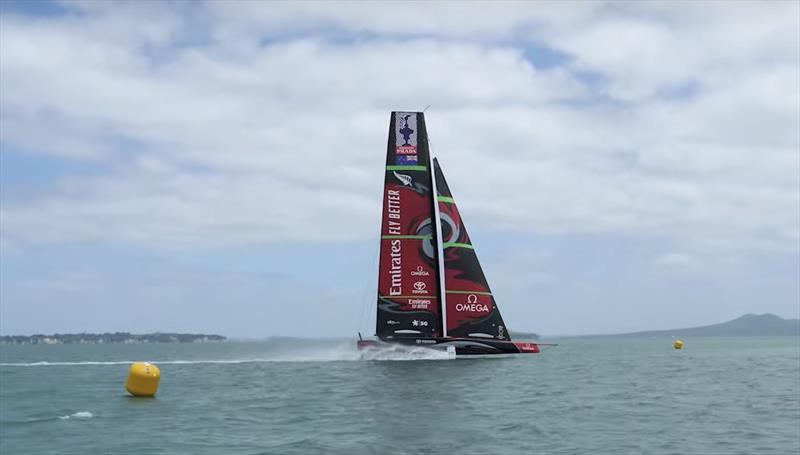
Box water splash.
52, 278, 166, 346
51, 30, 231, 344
59, 411, 93, 420
1, 361, 135, 367
358, 344, 454, 361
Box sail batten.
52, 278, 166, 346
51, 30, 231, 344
386, 165, 427, 171
446, 290, 493, 296
443, 242, 474, 249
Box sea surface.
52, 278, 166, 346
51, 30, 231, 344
1, 337, 798, 454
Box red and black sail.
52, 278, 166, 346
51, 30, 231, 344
375, 112, 442, 338
434, 158, 510, 340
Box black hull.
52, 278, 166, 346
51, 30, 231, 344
357, 337, 540, 356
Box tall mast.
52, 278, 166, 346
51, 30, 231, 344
429, 147, 448, 337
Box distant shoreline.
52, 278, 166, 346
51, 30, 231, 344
553, 314, 799, 339
0, 332, 226, 345
2, 314, 797, 344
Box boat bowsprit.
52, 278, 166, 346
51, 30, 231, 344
357, 111, 550, 357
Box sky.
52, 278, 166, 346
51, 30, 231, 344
0, 0, 798, 338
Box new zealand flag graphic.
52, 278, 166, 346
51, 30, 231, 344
395, 154, 419, 165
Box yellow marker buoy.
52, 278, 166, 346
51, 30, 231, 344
126, 362, 160, 397
674, 339, 684, 350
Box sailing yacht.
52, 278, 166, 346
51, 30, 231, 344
357, 112, 543, 356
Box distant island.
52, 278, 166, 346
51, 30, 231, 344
569, 314, 799, 339
0, 332, 227, 345
509, 330, 540, 340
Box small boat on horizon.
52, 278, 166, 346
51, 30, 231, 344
357, 111, 549, 357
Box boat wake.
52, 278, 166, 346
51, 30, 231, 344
1, 361, 136, 367
358, 344, 454, 361
0, 359, 361, 367
0, 341, 453, 366
58, 411, 93, 420
2, 411, 95, 426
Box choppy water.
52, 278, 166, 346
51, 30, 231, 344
1, 337, 798, 454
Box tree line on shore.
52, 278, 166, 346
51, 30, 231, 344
0, 332, 227, 345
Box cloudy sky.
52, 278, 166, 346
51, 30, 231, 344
1, 0, 798, 338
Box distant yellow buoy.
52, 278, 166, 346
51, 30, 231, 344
674, 339, 684, 350
126, 362, 160, 397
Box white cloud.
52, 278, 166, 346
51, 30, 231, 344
0, 1, 797, 257
203, 1, 596, 43
654, 253, 696, 269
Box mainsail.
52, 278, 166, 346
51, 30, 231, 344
434, 158, 510, 340
375, 112, 442, 338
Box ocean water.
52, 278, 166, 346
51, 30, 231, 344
1, 337, 798, 454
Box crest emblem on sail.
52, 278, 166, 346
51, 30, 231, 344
395, 113, 418, 157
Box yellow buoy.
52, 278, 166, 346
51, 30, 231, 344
125, 362, 160, 397
674, 339, 684, 350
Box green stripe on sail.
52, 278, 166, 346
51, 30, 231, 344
381, 235, 431, 240
437, 196, 455, 203
443, 242, 474, 249
386, 165, 427, 171
379, 295, 438, 299
446, 290, 493, 296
